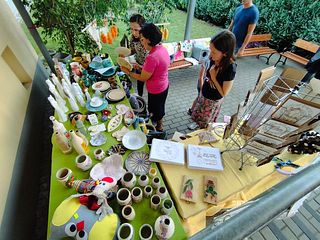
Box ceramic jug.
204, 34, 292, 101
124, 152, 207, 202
69, 130, 89, 155
75, 129, 89, 146
54, 131, 72, 154
50, 116, 68, 136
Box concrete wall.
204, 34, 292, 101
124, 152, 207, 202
0, 1, 49, 238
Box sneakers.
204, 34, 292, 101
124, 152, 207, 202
188, 122, 199, 130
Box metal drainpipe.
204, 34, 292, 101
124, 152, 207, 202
12, 0, 56, 74
184, 0, 196, 40
190, 157, 320, 240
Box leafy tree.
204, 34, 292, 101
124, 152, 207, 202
23, 0, 129, 54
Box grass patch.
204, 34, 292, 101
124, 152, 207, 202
23, 9, 221, 62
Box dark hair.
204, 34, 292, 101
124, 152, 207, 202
210, 30, 236, 71
140, 23, 162, 47
129, 14, 146, 27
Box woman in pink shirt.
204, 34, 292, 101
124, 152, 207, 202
121, 23, 170, 131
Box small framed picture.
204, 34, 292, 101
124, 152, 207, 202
180, 175, 198, 203
240, 143, 271, 160
257, 119, 298, 138
272, 96, 320, 127
203, 176, 218, 204
251, 133, 284, 148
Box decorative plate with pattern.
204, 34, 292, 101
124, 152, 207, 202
107, 114, 123, 132
108, 144, 127, 155
125, 151, 151, 175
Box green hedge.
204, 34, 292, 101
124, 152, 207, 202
177, 0, 320, 47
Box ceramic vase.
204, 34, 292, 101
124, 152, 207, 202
152, 177, 161, 189
122, 205, 136, 221
56, 167, 73, 186
75, 130, 89, 146
75, 116, 87, 136
117, 188, 132, 206
93, 148, 105, 160
131, 187, 143, 203
161, 198, 173, 215
154, 215, 175, 240
117, 223, 134, 240
148, 168, 157, 178
54, 131, 72, 154
75, 154, 92, 171
121, 172, 136, 189
144, 185, 153, 198
156, 186, 168, 199
150, 194, 161, 210
50, 116, 68, 136
139, 224, 153, 240
69, 130, 89, 155
138, 174, 149, 187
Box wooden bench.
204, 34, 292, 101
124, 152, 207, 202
242, 34, 277, 64
274, 39, 319, 66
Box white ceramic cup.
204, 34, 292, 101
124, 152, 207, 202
55, 167, 73, 186
117, 188, 132, 206
139, 224, 153, 240
161, 198, 173, 215
121, 172, 137, 189
122, 205, 136, 221
148, 168, 157, 178
156, 186, 168, 199
144, 185, 153, 198
131, 187, 143, 203
117, 223, 134, 240
151, 176, 161, 189
150, 194, 161, 210
75, 154, 92, 171
93, 148, 105, 160
138, 174, 149, 187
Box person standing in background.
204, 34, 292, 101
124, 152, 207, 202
129, 14, 148, 96
228, 0, 259, 57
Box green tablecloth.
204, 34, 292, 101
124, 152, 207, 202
47, 83, 187, 239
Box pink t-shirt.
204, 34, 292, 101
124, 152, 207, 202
142, 45, 170, 94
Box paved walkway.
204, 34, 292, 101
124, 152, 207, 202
134, 54, 320, 239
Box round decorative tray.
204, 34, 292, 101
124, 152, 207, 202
105, 89, 126, 103
122, 130, 147, 150
92, 81, 110, 92
86, 99, 108, 112
125, 151, 151, 175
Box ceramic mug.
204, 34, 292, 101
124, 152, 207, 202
156, 186, 167, 199
151, 176, 161, 189
161, 198, 173, 215
121, 172, 136, 189
117, 223, 134, 240
139, 224, 153, 240
122, 205, 136, 221
144, 185, 153, 198
56, 167, 73, 186
148, 168, 157, 178
150, 194, 161, 210
75, 154, 92, 171
93, 148, 105, 160
117, 188, 132, 206
131, 187, 143, 203
138, 174, 149, 187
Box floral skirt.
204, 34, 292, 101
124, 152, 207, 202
191, 95, 223, 128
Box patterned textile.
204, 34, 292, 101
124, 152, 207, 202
191, 95, 223, 128
129, 38, 148, 65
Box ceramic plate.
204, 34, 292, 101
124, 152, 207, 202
122, 130, 147, 150
90, 154, 126, 180
106, 89, 126, 102
117, 57, 133, 71
86, 99, 108, 112
108, 144, 127, 155
89, 61, 103, 70
90, 133, 107, 146
116, 104, 130, 115
115, 47, 131, 57
125, 151, 151, 175
92, 81, 110, 92
90, 97, 104, 108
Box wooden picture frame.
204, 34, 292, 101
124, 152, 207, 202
251, 132, 284, 148
257, 119, 298, 138
272, 96, 320, 127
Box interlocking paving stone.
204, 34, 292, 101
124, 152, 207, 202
307, 200, 320, 212
284, 218, 303, 237
303, 203, 320, 223
292, 213, 319, 240
250, 231, 265, 240
260, 226, 278, 240
268, 222, 289, 240
281, 226, 299, 240
299, 206, 314, 220
299, 234, 310, 240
